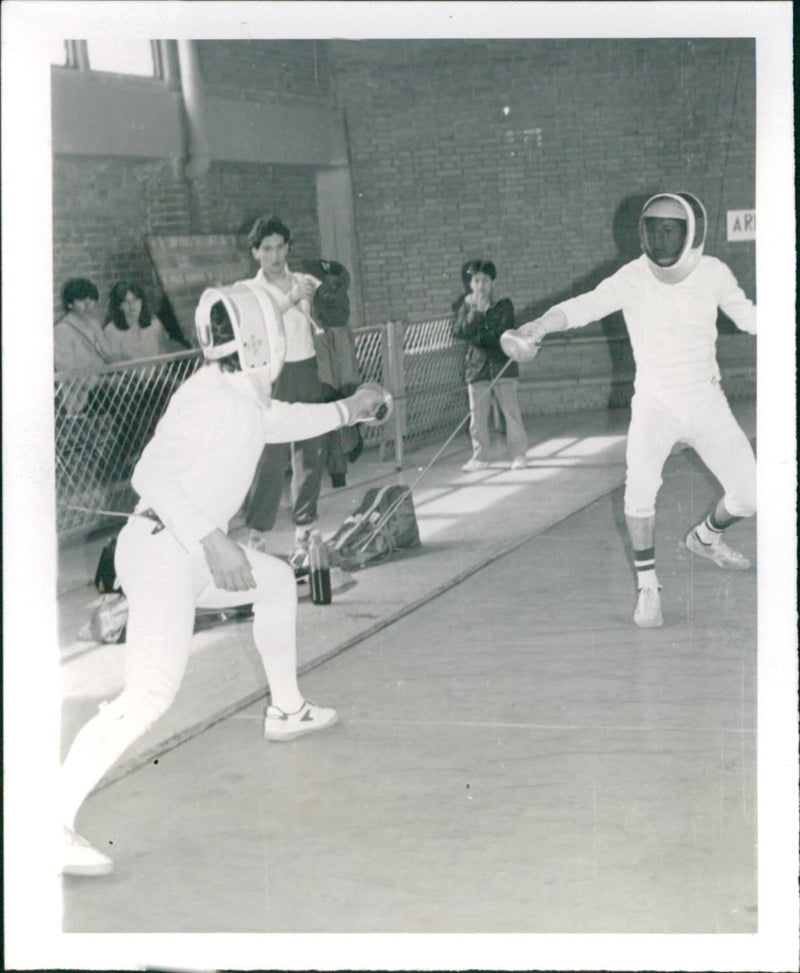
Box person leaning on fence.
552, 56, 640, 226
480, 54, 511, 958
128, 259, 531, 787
453, 260, 528, 472
54, 278, 114, 415
59, 280, 392, 877
54, 278, 113, 373
241, 215, 331, 570
102, 280, 174, 362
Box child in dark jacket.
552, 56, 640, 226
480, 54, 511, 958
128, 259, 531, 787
453, 260, 528, 471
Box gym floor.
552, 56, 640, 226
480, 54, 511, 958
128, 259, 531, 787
61, 404, 758, 936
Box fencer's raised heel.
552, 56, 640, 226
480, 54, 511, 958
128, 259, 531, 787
61, 826, 114, 877
685, 529, 751, 570
633, 585, 663, 628
264, 699, 338, 741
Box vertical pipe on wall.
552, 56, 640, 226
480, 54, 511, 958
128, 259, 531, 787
316, 166, 366, 328
176, 40, 211, 182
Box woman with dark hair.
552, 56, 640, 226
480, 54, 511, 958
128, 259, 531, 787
453, 259, 528, 472
103, 280, 172, 362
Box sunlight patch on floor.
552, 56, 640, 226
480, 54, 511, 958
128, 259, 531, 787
553, 435, 626, 457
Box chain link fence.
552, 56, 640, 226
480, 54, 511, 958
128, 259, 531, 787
55, 316, 470, 540
52, 317, 757, 541
400, 317, 468, 455
55, 351, 204, 540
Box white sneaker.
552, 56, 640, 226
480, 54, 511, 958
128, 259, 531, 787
510, 456, 527, 470
264, 699, 339, 741
61, 826, 114, 877
685, 529, 751, 570
633, 585, 663, 628
461, 459, 490, 473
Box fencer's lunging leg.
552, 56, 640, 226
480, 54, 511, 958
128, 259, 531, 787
61, 522, 197, 829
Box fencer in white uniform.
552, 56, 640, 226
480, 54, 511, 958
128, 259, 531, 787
501, 192, 756, 628
60, 281, 392, 876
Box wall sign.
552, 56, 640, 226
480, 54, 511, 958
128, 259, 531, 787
726, 210, 756, 241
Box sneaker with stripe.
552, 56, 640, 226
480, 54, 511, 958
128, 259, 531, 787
264, 699, 338, 741
685, 529, 751, 570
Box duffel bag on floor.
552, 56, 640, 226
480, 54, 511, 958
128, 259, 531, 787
328, 484, 421, 570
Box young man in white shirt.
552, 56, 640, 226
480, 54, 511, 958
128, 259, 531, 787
242, 214, 330, 570
502, 192, 756, 628
60, 281, 391, 876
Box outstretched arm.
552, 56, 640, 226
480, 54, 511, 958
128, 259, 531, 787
501, 269, 627, 362
500, 307, 569, 362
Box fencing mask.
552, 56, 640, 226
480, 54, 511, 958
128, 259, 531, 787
195, 281, 287, 404
639, 192, 707, 284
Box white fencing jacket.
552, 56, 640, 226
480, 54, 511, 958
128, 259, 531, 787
132, 364, 344, 553
552, 255, 756, 398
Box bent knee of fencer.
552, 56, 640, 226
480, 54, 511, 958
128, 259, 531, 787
623, 477, 660, 519
253, 557, 297, 609
722, 491, 757, 519
101, 684, 177, 736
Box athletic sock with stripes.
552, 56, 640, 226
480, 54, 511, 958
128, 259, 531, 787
693, 510, 742, 548
633, 547, 657, 589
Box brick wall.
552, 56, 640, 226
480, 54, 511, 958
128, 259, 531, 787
52, 37, 755, 353
196, 39, 334, 103
329, 38, 756, 325
52, 155, 319, 327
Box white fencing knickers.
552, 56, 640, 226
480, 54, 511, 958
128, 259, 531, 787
624, 381, 757, 519
60, 515, 302, 828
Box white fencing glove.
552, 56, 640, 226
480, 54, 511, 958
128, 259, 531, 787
289, 274, 321, 305
339, 383, 394, 425
500, 319, 548, 363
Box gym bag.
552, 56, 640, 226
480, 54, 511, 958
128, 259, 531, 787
328, 484, 421, 570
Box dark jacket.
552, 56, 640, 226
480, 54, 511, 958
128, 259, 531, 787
301, 258, 351, 330
301, 257, 362, 468
453, 296, 519, 383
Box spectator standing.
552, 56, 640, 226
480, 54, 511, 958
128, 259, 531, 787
242, 215, 329, 569
453, 260, 528, 472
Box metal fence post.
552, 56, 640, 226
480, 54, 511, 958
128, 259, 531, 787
382, 320, 406, 469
